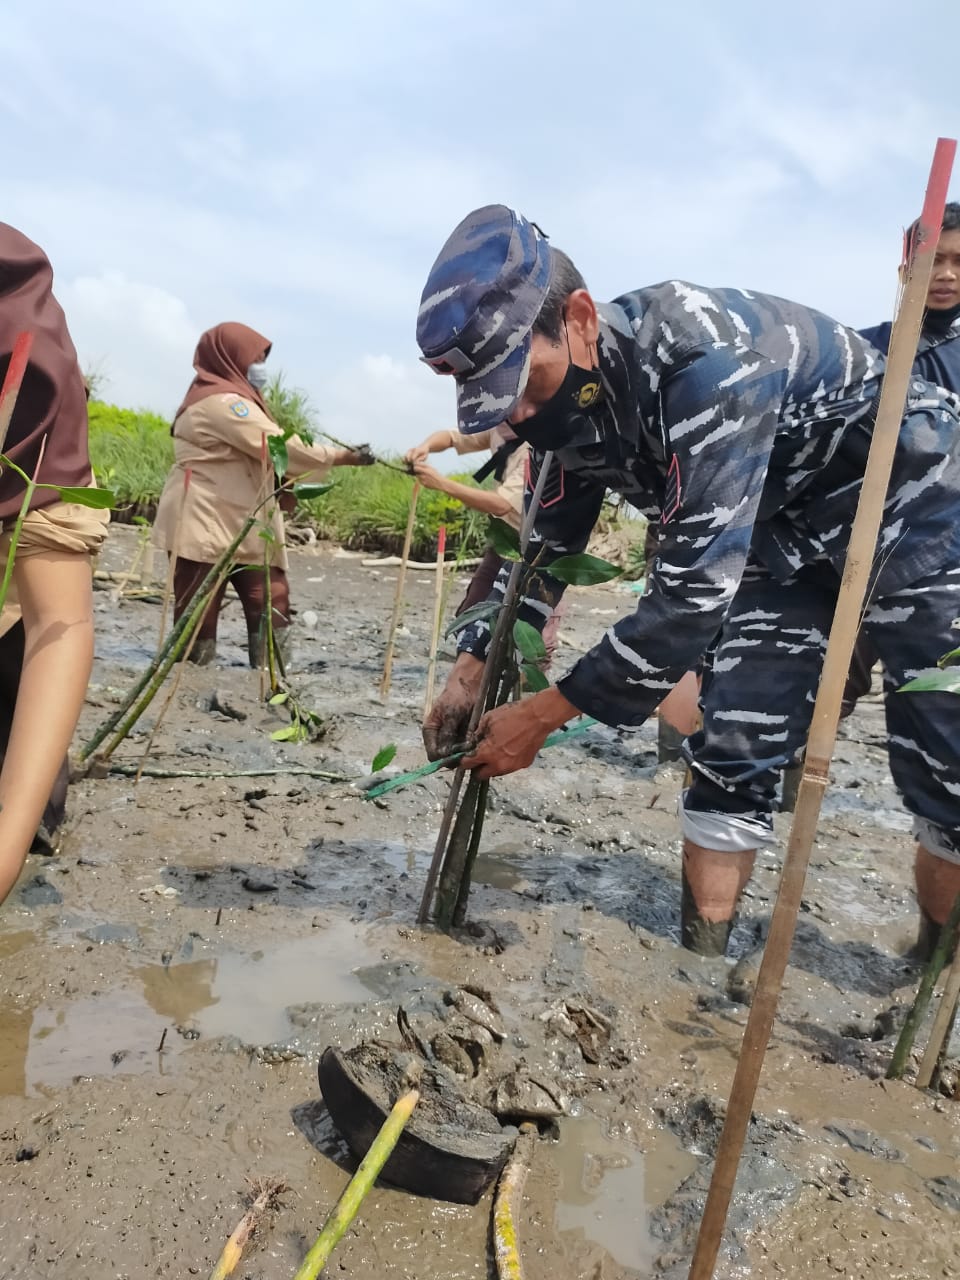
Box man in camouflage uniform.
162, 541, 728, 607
417, 204, 960, 959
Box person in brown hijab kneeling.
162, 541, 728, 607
154, 323, 371, 669
0, 224, 109, 905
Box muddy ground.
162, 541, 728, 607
1, 525, 958, 1280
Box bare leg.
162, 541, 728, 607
0, 551, 94, 904
914, 844, 960, 958
681, 839, 756, 956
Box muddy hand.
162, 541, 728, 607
463, 686, 580, 780
462, 703, 551, 780
423, 655, 483, 760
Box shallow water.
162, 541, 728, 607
0, 925, 380, 1097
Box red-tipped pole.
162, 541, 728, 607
0, 332, 35, 456
687, 136, 957, 1280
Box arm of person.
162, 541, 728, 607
204, 398, 369, 479
405, 428, 492, 465
411, 461, 514, 517
0, 550, 94, 905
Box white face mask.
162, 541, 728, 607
246, 361, 269, 390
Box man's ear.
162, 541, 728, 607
564, 289, 599, 346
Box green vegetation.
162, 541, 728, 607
87, 401, 173, 514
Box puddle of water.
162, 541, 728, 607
471, 844, 528, 892
554, 1115, 697, 1271
0, 924, 379, 1098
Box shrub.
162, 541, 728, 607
87, 401, 173, 517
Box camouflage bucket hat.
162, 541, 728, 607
417, 205, 554, 434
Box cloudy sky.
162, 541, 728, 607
6, 1, 958, 455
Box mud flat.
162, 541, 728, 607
1, 527, 958, 1279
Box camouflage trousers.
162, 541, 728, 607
681, 559, 960, 863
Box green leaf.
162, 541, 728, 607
487, 518, 521, 560
268, 691, 289, 705
513, 619, 547, 663
937, 644, 960, 669
269, 724, 300, 741
547, 552, 622, 586
444, 600, 500, 638
371, 743, 398, 773
267, 434, 289, 479
900, 668, 960, 694
521, 662, 550, 692
292, 481, 335, 501
54, 485, 115, 509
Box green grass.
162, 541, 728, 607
87, 401, 174, 514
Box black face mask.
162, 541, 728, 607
511, 358, 605, 451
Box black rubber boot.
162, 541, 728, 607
680, 873, 734, 957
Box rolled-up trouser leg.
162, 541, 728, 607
680, 562, 836, 952
232, 565, 292, 669
865, 564, 960, 953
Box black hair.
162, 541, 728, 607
532, 248, 588, 344
904, 202, 960, 260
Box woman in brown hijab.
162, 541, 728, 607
154, 323, 370, 668
0, 223, 108, 906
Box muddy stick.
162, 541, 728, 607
889, 889, 960, 1081
379, 480, 421, 699
109, 764, 351, 781
0, 332, 34, 457
492, 1126, 536, 1280
417, 453, 555, 924
916, 934, 960, 1090
423, 523, 447, 715
207, 1177, 287, 1280
688, 137, 956, 1280
292, 1082, 420, 1280
157, 467, 191, 651
434, 771, 486, 929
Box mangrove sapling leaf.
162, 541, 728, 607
291, 481, 335, 501
938, 643, 960, 667
900, 668, 960, 694
513, 619, 547, 664
266, 434, 289, 479
487, 518, 521, 560
48, 484, 115, 509
547, 552, 622, 586
269, 691, 289, 705
270, 724, 301, 742
521, 662, 550, 693
444, 600, 500, 637
371, 743, 398, 773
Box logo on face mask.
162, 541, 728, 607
577, 380, 601, 409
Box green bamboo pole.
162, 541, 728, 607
80, 501, 270, 760
492, 1128, 536, 1280
291, 1084, 420, 1280
888, 890, 960, 1080
916, 941, 960, 1090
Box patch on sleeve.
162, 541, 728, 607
660, 453, 682, 525
229, 400, 250, 418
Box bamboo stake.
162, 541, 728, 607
157, 467, 191, 652
687, 136, 956, 1280
423, 524, 447, 714
207, 1177, 287, 1280
107, 764, 349, 781
0, 332, 34, 456
379, 480, 420, 699
292, 1081, 420, 1279
916, 940, 960, 1090
417, 453, 555, 926
492, 1127, 536, 1280
889, 890, 960, 1080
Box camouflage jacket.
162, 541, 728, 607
860, 313, 960, 396
457, 281, 960, 727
